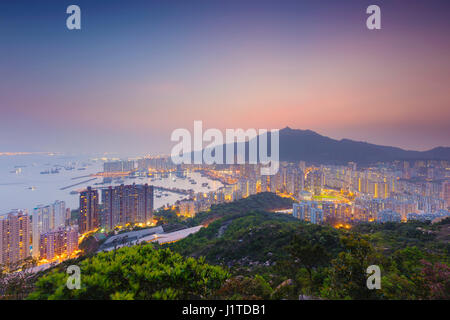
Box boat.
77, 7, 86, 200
40, 168, 60, 174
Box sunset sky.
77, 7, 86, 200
1, 0, 449, 155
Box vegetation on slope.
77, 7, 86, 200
164, 194, 449, 299
5, 193, 449, 300
186, 192, 295, 226
28, 246, 228, 300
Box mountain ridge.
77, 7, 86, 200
277, 127, 450, 164
190, 127, 450, 165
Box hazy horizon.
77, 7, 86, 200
1, 125, 449, 158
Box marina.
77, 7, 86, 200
0, 154, 223, 214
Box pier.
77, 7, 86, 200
60, 178, 97, 190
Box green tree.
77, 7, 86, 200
420, 259, 450, 299
0, 257, 38, 300
322, 234, 381, 299
215, 275, 273, 300
27, 246, 229, 300
289, 235, 330, 283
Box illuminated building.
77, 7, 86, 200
101, 184, 153, 230
402, 161, 411, 179
306, 170, 323, 196
310, 207, 324, 224
353, 205, 371, 222
104, 160, 135, 172
444, 181, 450, 208
136, 156, 176, 171
39, 226, 78, 261
32, 200, 67, 258
322, 202, 336, 221
407, 210, 450, 222
79, 187, 99, 234
53, 200, 67, 229
293, 202, 323, 224
0, 210, 30, 266
377, 209, 402, 223
178, 200, 195, 218
336, 203, 352, 223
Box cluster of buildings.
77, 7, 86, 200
293, 202, 324, 224
32, 200, 78, 261
168, 159, 449, 226
101, 184, 154, 229
0, 181, 154, 268
0, 210, 30, 266
38, 227, 78, 261
79, 184, 154, 233
136, 156, 177, 172
0, 201, 79, 267
103, 160, 135, 173
2, 156, 449, 268
287, 160, 450, 225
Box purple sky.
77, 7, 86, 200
1, 0, 449, 155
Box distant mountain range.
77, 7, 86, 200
191, 127, 450, 165
276, 127, 450, 164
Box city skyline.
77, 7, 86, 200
1, 0, 449, 304
1, 124, 449, 158
1, 0, 449, 155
